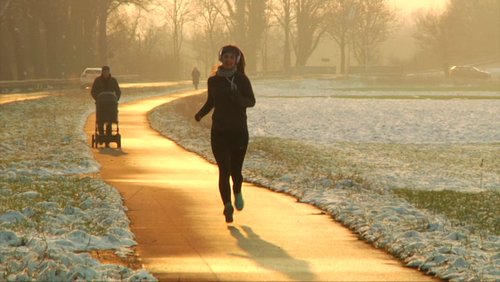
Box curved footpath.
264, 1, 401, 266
86, 89, 439, 281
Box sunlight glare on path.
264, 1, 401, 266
88, 89, 439, 282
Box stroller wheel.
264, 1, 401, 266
117, 135, 121, 148
91, 135, 95, 148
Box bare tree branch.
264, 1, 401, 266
0, 0, 13, 20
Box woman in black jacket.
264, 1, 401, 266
195, 45, 256, 223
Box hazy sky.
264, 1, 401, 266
388, 0, 448, 15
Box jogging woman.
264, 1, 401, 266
194, 45, 256, 223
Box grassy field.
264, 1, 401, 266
393, 189, 499, 235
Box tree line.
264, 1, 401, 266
0, 0, 498, 80
413, 0, 499, 76
0, 0, 148, 80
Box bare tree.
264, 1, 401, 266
0, 0, 24, 79
107, 7, 142, 71
259, 3, 278, 72
162, 0, 193, 78
21, 0, 71, 78
413, 0, 499, 76
96, 0, 149, 65
0, 0, 12, 20
66, 1, 99, 74
0, 0, 102, 79
105, 4, 180, 79
292, 0, 329, 67
191, 0, 228, 76
269, 0, 294, 71
246, 0, 267, 71
350, 0, 396, 70
326, 0, 358, 74
0, 0, 166, 80
413, 10, 453, 76
213, 0, 268, 72
445, 0, 500, 63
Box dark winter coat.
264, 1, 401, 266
91, 75, 121, 101
192, 68, 201, 84
196, 71, 255, 132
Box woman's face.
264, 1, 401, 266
221, 52, 237, 69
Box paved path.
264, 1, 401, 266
0, 92, 51, 105
86, 89, 438, 281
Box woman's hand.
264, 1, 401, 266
194, 113, 202, 122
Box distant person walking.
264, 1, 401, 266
194, 45, 256, 223
191, 67, 201, 89
91, 66, 121, 146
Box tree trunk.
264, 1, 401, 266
247, 0, 266, 73
172, 19, 181, 79
83, 6, 98, 68
283, 5, 291, 72
97, 1, 110, 65
339, 39, 345, 74
283, 29, 291, 71
8, 12, 30, 79
293, 0, 326, 67
233, 0, 246, 46
0, 23, 16, 80
28, 15, 47, 78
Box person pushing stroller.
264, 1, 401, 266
91, 66, 121, 147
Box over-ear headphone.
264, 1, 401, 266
218, 46, 241, 63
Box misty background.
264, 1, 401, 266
0, 0, 498, 81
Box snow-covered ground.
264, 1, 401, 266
248, 79, 500, 192
0, 85, 188, 281
148, 78, 499, 281
251, 88, 499, 145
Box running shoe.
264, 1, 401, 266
223, 203, 234, 223
234, 192, 244, 211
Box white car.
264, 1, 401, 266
80, 67, 102, 89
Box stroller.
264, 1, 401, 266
91, 92, 121, 148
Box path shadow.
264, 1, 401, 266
97, 147, 128, 156
228, 225, 316, 281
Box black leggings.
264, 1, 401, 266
211, 130, 249, 205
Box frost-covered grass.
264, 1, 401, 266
0, 92, 98, 175
0, 176, 127, 237
148, 85, 499, 282
0, 84, 189, 281
393, 189, 500, 235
